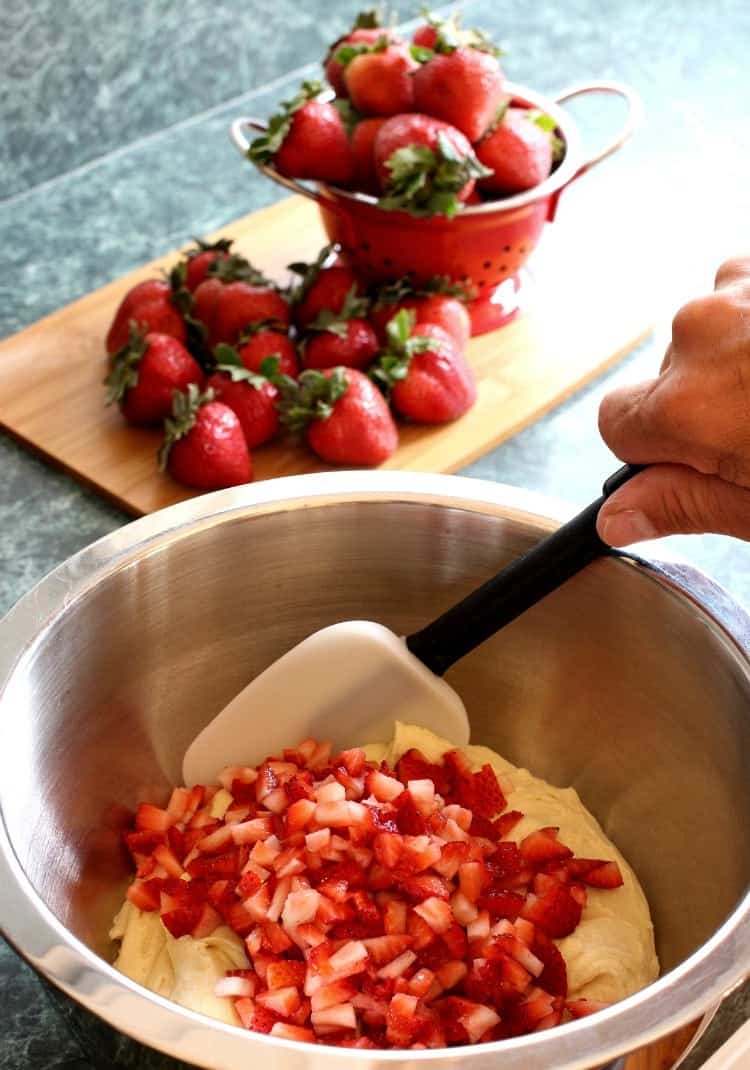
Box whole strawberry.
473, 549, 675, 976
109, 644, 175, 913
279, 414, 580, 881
338, 39, 417, 117
105, 279, 187, 355
325, 11, 399, 96
477, 108, 559, 194
249, 81, 354, 185
302, 287, 378, 371
372, 309, 476, 423
277, 366, 398, 466
191, 256, 290, 350
105, 326, 205, 426
235, 321, 299, 378
371, 278, 472, 348
207, 346, 281, 448
170, 237, 234, 294
289, 246, 365, 330
412, 16, 505, 143
374, 113, 491, 217
159, 384, 252, 489
351, 116, 387, 193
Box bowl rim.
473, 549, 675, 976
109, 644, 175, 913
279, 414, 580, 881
1, 471, 748, 1070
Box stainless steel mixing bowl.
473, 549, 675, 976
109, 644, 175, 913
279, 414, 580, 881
1, 472, 748, 1070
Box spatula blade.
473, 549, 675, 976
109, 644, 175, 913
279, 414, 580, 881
182, 620, 470, 786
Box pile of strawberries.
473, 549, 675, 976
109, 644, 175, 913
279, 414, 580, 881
124, 739, 624, 1048
248, 10, 562, 215
104, 238, 477, 489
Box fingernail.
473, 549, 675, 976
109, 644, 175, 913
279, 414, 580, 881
599, 509, 658, 547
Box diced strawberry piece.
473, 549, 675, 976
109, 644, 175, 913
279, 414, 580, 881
187, 850, 239, 880
316, 896, 354, 927
469, 813, 498, 841
230, 779, 258, 805
466, 910, 491, 942
314, 800, 359, 827
365, 770, 405, 802
407, 967, 436, 998
393, 791, 427, 835
471, 765, 506, 819
161, 901, 202, 938
478, 890, 525, 920
191, 902, 222, 938
435, 998, 471, 1044
270, 1022, 316, 1042
315, 779, 347, 804
407, 911, 437, 951
449, 890, 478, 926
460, 1001, 502, 1043
362, 934, 414, 965
124, 829, 166, 863
488, 841, 524, 879
325, 940, 369, 980
285, 773, 314, 803
282, 888, 321, 929
311, 1002, 357, 1032
215, 975, 257, 999
396, 749, 452, 795
234, 995, 257, 1029
414, 897, 454, 935
237, 870, 261, 899
263, 921, 293, 953
266, 960, 307, 990
296, 923, 327, 947
458, 861, 489, 903
218, 764, 257, 791
530, 930, 568, 997
579, 860, 624, 888
285, 798, 316, 833
401, 874, 451, 901
274, 847, 306, 879
384, 899, 408, 934
251, 1004, 281, 1034
266, 875, 292, 922
135, 802, 174, 833
307, 741, 333, 771
385, 992, 434, 1046
224, 899, 257, 936
435, 960, 467, 992
373, 831, 404, 869
443, 804, 473, 831
442, 923, 468, 961
317, 876, 350, 903
566, 998, 611, 1018
433, 841, 469, 879
520, 827, 574, 864
521, 883, 583, 939
126, 878, 163, 911
338, 748, 366, 776
509, 993, 556, 1035
494, 810, 525, 839
407, 779, 437, 816
311, 979, 358, 1011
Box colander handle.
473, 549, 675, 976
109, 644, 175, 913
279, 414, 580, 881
230, 117, 337, 207
554, 80, 644, 181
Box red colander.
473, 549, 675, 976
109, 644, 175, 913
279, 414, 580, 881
231, 81, 641, 335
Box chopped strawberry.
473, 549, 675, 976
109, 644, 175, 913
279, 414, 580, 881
251, 1004, 281, 1034
478, 890, 525, 920
393, 792, 427, 835
471, 765, 506, 819
134, 803, 173, 834
519, 827, 574, 864
161, 901, 202, 938
530, 930, 568, 997
579, 860, 624, 888
396, 749, 452, 794
566, 998, 611, 1018
521, 882, 583, 939
126, 878, 163, 912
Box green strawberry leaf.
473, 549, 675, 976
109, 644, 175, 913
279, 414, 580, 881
248, 80, 324, 164
188, 236, 234, 256
378, 135, 491, 218
276, 367, 349, 433
287, 243, 337, 303
371, 274, 474, 308
307, 282, 369, 337
104, 322, 148, 404
410, 44, 435, 63
158, 383, 215, 470
207, 253, 274, 288
333, 97, 363, 137
353, 8, 383, 29
335, 33, 389, 67
372, 308, 444, 392
528, 110, 566, 165
422, 11, 503, 56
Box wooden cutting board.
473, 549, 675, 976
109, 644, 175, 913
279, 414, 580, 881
0, 195, 653, 516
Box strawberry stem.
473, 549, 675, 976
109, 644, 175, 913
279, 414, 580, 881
306, 285, 369, 335
249, 81, 325, 165
104, 322, 148, 404
276, 368, 349, 433
158, 383, 215, 470
369, 309, 439, 393
378, 134, 492, 219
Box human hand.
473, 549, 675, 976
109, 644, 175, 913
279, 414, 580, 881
596, 257, 750, 545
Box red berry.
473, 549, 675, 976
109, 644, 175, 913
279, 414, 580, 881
476, 108, 555, 194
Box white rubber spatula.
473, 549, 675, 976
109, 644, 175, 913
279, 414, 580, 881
183, 465, 642, 785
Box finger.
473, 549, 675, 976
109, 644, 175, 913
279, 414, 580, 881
596, 463, 750, 545
597, 378, 716, 472
714, 256, 750, 290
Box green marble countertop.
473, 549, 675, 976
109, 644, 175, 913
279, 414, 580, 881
1, 1, 748, 1067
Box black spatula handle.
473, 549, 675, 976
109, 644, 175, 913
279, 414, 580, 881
406, 463, 645, 676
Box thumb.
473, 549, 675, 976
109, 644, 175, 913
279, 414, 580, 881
596, 463, 750, 545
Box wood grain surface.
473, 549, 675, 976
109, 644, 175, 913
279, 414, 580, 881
0, 195, 654, 516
